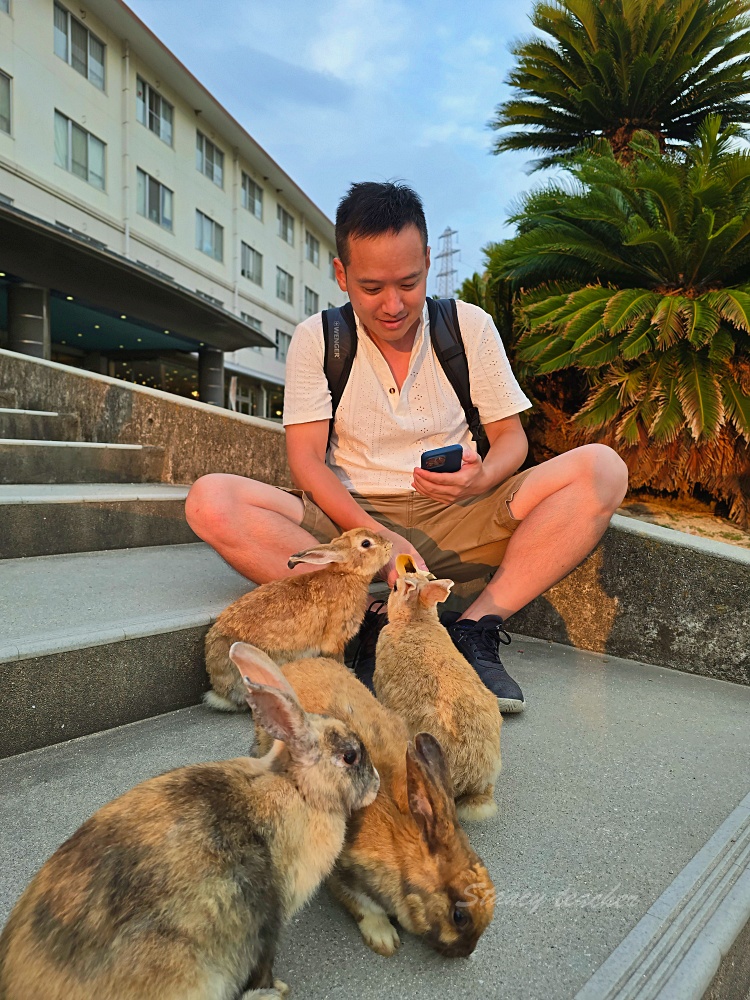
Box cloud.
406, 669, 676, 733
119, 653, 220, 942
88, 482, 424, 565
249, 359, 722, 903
306, 0, 416, 89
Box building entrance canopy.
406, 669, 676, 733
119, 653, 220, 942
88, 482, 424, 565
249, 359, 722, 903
0, 204, 274, 353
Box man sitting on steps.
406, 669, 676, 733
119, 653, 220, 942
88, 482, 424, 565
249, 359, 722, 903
185, 180, 629, 714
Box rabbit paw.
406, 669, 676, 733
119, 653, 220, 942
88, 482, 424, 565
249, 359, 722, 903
241, 980, 289, 999
359, 912, 401, 956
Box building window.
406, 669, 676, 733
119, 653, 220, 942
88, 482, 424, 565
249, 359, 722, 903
305, 231, 320, 267
136, 168, 173, 231
276, 267, 294, 305
196, 210, 223, 262
242, 173, 263, 219
136, 76, 173, 146
196, 131, 224, 187
277, 205, 294, 245
329, 251, 336, 280
54, 110, 105, 189
235, 383, 262, 416
304, 287, 319, 316
275, 330, 292, 363
0, 72, 9, 135
327, 302, 336, 311
53, 3, 105, 91
241, 312, 264, 352
241, 242, 263, 286
268, 388, 284, 420
0, 1, 8, 15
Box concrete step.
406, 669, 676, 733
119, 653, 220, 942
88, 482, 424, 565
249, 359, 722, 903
0, 408, 80, 441
0, 542, 250, 756
1, 641, 748, 999
0, 483, 197, 558
0, 439, 165, 484
0, 389, 17, 408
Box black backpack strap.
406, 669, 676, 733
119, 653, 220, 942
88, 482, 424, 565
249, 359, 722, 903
322, 301, 358, 451
427, 298, 489, 458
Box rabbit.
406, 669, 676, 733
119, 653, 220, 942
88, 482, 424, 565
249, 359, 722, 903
373, 554, 502, 822
0, 647, 380, 1000
204, 527, 392, 712
244, 644, 496, 959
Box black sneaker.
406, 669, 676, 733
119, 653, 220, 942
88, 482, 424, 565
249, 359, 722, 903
346, 601, 388, 692
445, 615, 525, 713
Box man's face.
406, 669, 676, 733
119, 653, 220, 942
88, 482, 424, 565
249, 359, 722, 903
334, 224, 430, 345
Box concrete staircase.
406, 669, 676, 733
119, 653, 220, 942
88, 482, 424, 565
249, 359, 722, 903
0, 375, 748, 999
0, 385, 250, 757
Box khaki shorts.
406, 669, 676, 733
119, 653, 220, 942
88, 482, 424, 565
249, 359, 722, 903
291, 467, 534, 584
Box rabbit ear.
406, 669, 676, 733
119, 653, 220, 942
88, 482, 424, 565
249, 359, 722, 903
242, 680, 320, 765
394, 577, 418, 596
396, 554, 418, 576
405, 733, 457, 852
287, 543, 347, 568
229, 642, 299, 700
419, 579, 454, 607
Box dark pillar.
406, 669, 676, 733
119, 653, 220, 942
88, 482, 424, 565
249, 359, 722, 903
8, 284, 51, 360
83, 351, 109, 375
198, 346, 225, 406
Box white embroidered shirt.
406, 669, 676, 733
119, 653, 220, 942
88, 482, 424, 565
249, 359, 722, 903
282, 300, 531, 494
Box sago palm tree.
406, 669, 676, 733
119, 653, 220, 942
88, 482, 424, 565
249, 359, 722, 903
490, 116, 750, 523
491, 0, 750, 168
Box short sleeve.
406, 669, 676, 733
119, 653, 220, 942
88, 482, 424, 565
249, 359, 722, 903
455, 301, 532, 424
282, 315, 333, 426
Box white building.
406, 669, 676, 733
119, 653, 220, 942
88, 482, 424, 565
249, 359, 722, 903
0, 0, 344, 415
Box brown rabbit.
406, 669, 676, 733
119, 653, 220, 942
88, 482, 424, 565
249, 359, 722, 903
0, 649, 379, 1000
244, 645, 495, 958
374, 554, 502, 822
205, 527, 392, 711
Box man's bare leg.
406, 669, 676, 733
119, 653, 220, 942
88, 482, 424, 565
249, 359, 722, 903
463, 444, 629, 622
185, 474, 322, 583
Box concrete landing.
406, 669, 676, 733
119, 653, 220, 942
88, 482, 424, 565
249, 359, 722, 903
1, 638, 748, 999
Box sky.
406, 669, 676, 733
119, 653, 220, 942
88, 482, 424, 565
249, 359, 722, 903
125, 0, 543, 295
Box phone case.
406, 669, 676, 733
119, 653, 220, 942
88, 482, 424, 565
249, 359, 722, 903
420, 444, 463, 473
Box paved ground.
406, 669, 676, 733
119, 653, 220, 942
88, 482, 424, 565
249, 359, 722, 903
2, 637, 749, 999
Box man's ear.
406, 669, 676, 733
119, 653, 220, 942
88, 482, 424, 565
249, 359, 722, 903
333, 256, 347, 292
425, 245, 431, 272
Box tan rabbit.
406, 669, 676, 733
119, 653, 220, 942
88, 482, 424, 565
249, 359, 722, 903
205, 527, 392, 711
0, 648, 379, 1000
244, 645, 496, 958
374, 554, 502, 822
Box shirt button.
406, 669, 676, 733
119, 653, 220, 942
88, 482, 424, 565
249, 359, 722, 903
389, 387, 395, 394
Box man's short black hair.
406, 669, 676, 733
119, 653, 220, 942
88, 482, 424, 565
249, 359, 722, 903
335, 181, 428, 266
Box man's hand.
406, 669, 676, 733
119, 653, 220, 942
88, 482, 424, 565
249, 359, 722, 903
412, 447, 488, 504
373, 526, 429, 587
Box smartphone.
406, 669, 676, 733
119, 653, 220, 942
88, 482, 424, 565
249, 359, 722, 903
420, 444, 463, 473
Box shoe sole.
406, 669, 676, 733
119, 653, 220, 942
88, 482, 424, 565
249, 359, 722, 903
498, 697, 526, 714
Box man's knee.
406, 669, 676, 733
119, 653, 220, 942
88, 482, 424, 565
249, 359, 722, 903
185, 473, 237, 540
574, 443, 629, 510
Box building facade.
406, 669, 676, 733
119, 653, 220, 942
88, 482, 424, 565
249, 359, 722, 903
0, 0, 344, 415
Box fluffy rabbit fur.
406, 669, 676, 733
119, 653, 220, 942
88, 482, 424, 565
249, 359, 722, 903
248, 647, 495, 959
0, 648, 379, 1000
374, 555, 502, 822
204, 528, 392, 712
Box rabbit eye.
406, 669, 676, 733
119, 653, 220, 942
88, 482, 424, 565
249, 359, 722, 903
452, 905, 469, 928
342, 748, 360, 766
361, 539, 372, 549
